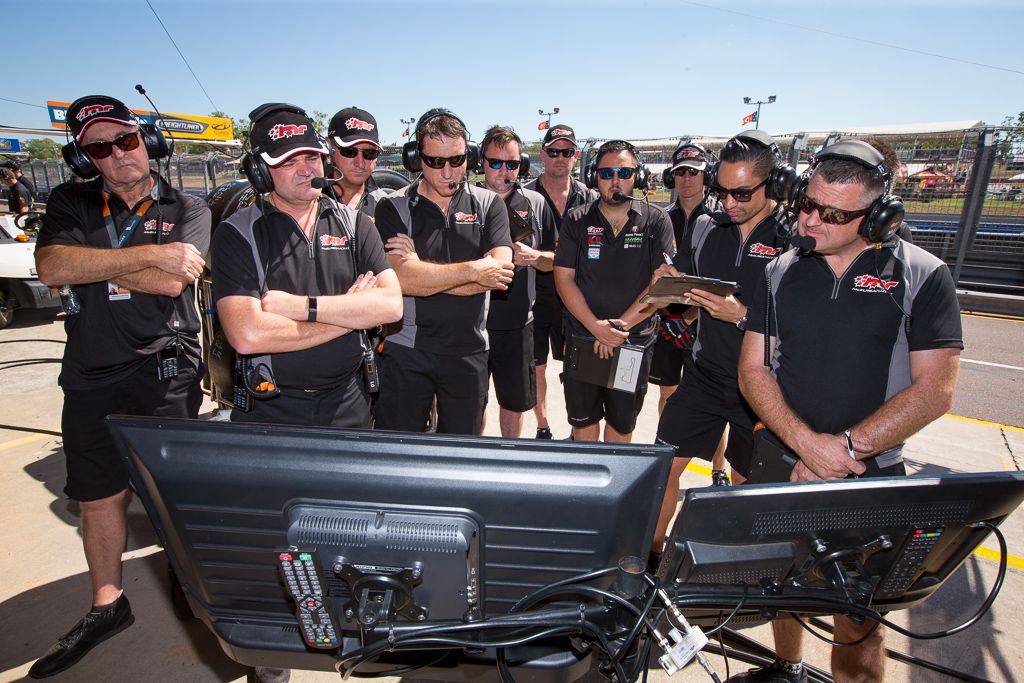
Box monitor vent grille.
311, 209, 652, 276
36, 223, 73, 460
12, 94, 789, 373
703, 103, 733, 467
386, 521, 461, 553
293, 515, 369, 546
690, 568, 785, 584
751, 502, 969, 535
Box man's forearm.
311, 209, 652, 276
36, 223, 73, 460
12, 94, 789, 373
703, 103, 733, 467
315, 287, 403, 329
222, 308, 348, 355
392, 259, 477, 297
738, 360, 815, 452
112, 268, 191, 297
37, 244, 161, 286
851, 351, 960, 454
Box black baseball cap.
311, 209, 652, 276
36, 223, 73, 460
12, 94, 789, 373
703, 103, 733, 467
249, 105, 328, 166
542, 124, 577, 148
328, 107, 382, 149
66, 95, 139, 141
670, 143, 708, 172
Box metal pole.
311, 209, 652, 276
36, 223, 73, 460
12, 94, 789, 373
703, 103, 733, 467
175, 157, 184, 191
755, 102, 762, 130
951, 128, 997, 285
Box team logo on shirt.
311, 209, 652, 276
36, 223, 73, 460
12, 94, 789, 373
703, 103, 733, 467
454, 212, 478, 224
587, 235, 602, 245
142, 219, 174, 234
516, 210, 528, 219
345, 117, 375, 131
550, 128, 572, 137
852, 274, 899, 292
586, 226, 603, 235
268, 123, 307, 140
748, 242, 782, 259
623, 233, 644, 249
320, 234, 350, 250
76, 104, 114, 121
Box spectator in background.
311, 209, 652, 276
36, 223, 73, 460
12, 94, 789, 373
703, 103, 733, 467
524, 124, 597, 439
2, 167, 31, 215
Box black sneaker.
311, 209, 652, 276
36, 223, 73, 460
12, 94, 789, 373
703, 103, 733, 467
28, 594, 134, 679
536, 426, 553, 439
712, 469, 731, 487
727, 661, 807, 683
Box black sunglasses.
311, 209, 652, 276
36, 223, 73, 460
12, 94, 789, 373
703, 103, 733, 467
83, 132, 140, 160
673, 167, 702, 177
336, 146, 381, 161
421, 153, 467, 169
596, 167, 635, 181
710, 177, 768, 202
797, 195, 872, 225
484, 157, 521, 171
544, 147, 576, 158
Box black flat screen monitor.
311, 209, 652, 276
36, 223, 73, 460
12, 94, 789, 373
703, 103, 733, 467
108, 416, 672, 680
660, 473, 1024, 626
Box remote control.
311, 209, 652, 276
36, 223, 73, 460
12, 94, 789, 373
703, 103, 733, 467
277, 551, 339, 649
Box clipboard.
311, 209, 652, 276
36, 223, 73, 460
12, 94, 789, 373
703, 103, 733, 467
566, 335, 648, 394
641, 275, 740, 306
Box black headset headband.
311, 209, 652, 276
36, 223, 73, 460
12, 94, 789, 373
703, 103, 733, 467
813, 140, 892, 191
415, 108, 468, 145
733, 129, 781, 163
248, 102, 308, 123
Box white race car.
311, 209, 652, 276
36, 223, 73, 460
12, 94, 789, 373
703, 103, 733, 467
0, 213, 59, 329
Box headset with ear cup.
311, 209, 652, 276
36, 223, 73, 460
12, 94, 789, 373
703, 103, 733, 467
61, 97, 171, 179
661, 143, 716, 189
728, 129, 796, 202
240, 103, 325, 195
793, 139, 906, 243
402, 108, 480, 173
584, 140, 650, 191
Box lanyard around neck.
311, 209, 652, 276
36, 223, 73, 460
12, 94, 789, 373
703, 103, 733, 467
101, 190, 155, 249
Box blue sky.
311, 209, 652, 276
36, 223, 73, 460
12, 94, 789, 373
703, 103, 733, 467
3, 0, 1021, 145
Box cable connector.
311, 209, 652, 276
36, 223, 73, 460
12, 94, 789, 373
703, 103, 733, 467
656, 587, 718, 680
657, 626, 709, 676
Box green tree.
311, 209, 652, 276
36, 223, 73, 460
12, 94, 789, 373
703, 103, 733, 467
311, 110, 329, 136
998, 111, 1024, 160
22, 138, 61, 160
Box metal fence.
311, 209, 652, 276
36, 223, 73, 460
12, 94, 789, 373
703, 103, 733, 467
6, 126, 1023, 294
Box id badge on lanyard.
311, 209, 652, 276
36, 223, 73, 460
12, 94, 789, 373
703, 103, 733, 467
102, 190, 154, 302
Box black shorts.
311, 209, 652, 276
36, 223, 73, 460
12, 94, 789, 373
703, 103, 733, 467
232, 369, 370, 429
656, 370, 758, 478
649, 335, 686, 387
561, 342, 651, 435
62, 359, 203, 502
488, 324, 537, 412
375, 343, 488, 435
532, 289, 565, 365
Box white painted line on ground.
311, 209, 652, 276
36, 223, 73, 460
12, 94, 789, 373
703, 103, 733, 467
961, 358, 1024, 371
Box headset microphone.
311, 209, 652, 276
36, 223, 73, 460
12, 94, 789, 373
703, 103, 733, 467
135, 84, 175, 159
612, 191, 639, 202
448, 181, 460, 190
790, 234, 817, 251
310, 177, 336, 189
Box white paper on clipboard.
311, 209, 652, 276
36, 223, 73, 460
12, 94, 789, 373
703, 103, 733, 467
612, 345, 644, 393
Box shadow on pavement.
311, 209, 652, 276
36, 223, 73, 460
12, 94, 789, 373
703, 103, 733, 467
23, 445, 162, 553
0, 552, 248, 682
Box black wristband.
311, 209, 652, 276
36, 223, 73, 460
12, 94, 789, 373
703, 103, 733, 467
307, 296, 317, 322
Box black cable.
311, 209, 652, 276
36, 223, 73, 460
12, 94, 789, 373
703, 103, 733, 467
143, 0, 219, 111
790, 612, 881, 647
509, 565, 618, 611
703, 585, 749, 636
345, 650, 449, 678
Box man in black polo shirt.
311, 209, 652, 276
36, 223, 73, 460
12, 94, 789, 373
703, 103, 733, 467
650, 143, 718, 413
652, 130, 794, 550
374, 108, 513, 436
326, 106, 390, 219
478, 125, 556, 437
2, 167, 30, 214
31, 95, 210, 678
554, 139, 673, 443
524, 124, 596, 438
3, 159, 37, 205
213, 103, 402, 429
735, 140, 962, 683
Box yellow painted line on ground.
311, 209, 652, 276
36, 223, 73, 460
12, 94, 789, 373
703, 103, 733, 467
944, 413, 1024, 433
682, 461, 1024, 568
962, 312, 1024, 323
0, 433, 50, 452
